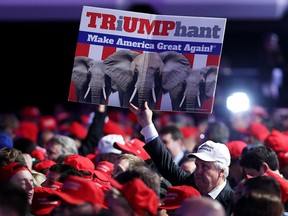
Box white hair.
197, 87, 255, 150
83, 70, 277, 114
214, 161, 229, 178
50, 134, 78, 155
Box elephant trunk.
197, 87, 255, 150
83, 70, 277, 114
90, 83, 107, 105
182, 85, 199, 112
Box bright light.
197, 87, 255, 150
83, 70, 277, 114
226, 92, 250, 113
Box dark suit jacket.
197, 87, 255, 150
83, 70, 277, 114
144, 136, 235, 216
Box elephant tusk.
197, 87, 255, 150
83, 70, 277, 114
179, 95, 186, 108
152, 88, 156, 103
102, 87, 107, 100
197, 94, 201, 108
129, 88, 137, 103
84, 86, 91, 99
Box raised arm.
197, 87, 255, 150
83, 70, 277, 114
129, 102, 195, 186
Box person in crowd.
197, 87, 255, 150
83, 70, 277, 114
0, 162, 34, 205
0, 112, 20, 139
203, 121, 230, 144
226, 140, 247, 189
63, 154, 95, 179
95, 134, 124, 164
0, 147, 27, 167
233, 191, 284, 216
235, 175, 281, 202
158, 185, 201, 215
49, 175, 105, 216
179, 157, 196, 174
37, 115, 57, 148
112, 153, 147, 178
45, 134, 78, 161
175, 196, 225, 216
159, 125, 189, 166
129, 102, 235, 216
240, 145, 281, 177
240, 145, 288, 206
106, 177, 159, 216
0, 181, 32, 216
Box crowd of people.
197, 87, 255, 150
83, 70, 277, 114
1, 102, 288, 216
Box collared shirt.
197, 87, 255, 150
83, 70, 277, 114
140, 123, 158, 143
173, 150, 184, 165
208, 180, 227, 199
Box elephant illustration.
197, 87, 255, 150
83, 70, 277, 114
160, 51, 218, 112
181, 65, 218, 112
128, 52, 164, 109
160, 51, 191, 111
72, 56, 108, 104
71, 50, 164, 109
71, 50, 141, 106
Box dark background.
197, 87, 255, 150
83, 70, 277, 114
0, 5, 288, 115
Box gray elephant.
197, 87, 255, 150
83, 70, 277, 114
128, 52, 164, 109
160, 51, 218, 112
71, 56, 108, 104
71, 50, 164, 109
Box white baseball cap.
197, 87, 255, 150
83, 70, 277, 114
187, 140, 231, 166
98, 134, 124, 154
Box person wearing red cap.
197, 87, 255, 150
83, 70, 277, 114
112, 153, 147, 178
48, 175, 105, 216
129, 102, 235, 216
158, 185, 201, 215
226, 140, 247, 189
63, 154, 95, 179
0, 181, 32, 216
107, 177, 159, 216
38, 116, 57, 148
175, 196, 225, 216
0, 162, 34, 205
31, 187, 60, 216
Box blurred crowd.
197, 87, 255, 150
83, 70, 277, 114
1, 102, 288, 216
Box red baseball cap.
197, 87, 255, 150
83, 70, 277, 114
114, 138, 151, 160
49, 175, 105, 207
158, 185, 201, 210
244, 121, 270, 141
30, 149, 46, 161
93, 170, 112, 192
264, 129, 288, 153
109, 178, 158, 216
64, 154, 95, 178
15, 121, 39, 143
0, 162, 30, 182
277, 152, 288, 168
21, 106, 41, 119
103, 119, 125, 137
38, 116, 57, 131
180, 126, 199, 138
226, 140, 247, 159
95, 161, 114, 177
68, 121, 87, 139
33, 160, 56, 174
31, 187, 60, 216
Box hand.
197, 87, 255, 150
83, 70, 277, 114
129, 101, 153, 128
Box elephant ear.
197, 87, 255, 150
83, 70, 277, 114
200, 65, 218, 98
72, 56, 95, 79
103, 50, 141, 92
159, 51, 191, 93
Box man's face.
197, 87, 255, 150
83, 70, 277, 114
46, 143, 63, 161
161, 133, 180, 157
194, 159, 223, 194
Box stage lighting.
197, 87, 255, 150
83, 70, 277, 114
226, 92, 250, 113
